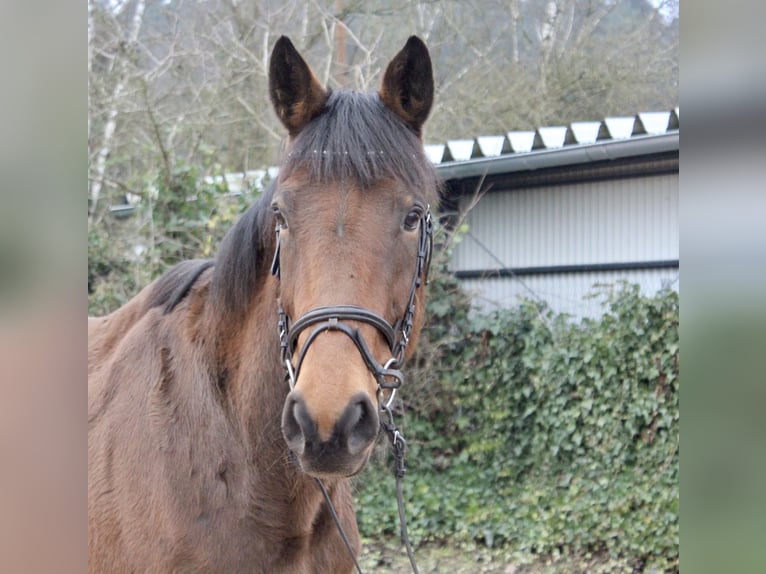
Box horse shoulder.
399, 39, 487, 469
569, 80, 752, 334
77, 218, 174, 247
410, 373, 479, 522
88, 304, 181, 571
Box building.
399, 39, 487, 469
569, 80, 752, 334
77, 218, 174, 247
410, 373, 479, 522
429, 109, 679, 319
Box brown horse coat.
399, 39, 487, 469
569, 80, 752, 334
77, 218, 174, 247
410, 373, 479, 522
89, 36, 437, 573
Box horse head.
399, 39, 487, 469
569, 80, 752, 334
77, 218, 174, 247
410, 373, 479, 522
268, 36, 437, 478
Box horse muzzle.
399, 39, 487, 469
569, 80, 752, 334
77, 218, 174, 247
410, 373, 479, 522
281, 390, 379, 478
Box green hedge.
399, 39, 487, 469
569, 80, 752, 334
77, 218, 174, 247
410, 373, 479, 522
355, 281, 679, 572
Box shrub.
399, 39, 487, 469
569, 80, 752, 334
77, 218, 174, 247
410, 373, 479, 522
355, 281, 679, 572
88, 165, 256, 316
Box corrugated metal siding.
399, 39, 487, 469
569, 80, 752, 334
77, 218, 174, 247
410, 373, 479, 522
452, 174, 678, 271
460, 268, 679, 318
449, 173, 678, 318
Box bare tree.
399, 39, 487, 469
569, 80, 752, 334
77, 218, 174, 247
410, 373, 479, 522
88, 0, 147, 227
88, 0, 678, 312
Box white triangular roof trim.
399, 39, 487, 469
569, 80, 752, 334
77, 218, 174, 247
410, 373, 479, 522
569, 121, 601, 144
476, 136, 506, 157
638, 111, 671, 135
506, 131, 536, 153
424, 144, 445, 163
446, 139, 475, 161
537, 126, 568, 149
604, 116, 636, 139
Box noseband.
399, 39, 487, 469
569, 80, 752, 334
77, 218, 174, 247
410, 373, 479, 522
271, 204, 433, 403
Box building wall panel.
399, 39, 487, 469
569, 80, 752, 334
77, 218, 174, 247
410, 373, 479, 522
451, 173, 678, 271
449, 173, 679, 318
460, 268, 679, 319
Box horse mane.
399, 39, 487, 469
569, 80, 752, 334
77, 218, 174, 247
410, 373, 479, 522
143, 259, 215, 314
210, 182, 277, 316
136, 182, 275, 318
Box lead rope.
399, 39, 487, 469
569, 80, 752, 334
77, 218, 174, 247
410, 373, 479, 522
313, 403, 419, 574
315, 478, 365, 574
381, 403, 420, 574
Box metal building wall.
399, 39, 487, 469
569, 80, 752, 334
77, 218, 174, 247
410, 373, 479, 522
459, 268, 679, 318
450, 173, 679, 318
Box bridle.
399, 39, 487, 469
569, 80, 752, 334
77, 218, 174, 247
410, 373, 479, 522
270, 201, 433, 574
271, 202, 433, 404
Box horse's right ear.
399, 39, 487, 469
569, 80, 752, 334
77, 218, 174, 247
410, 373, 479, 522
269, 36, 329, 137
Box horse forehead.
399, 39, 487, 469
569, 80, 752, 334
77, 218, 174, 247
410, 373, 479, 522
282, 177, 403, 226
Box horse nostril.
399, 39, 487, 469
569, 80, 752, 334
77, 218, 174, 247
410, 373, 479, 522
281, 393, 316, 456
342, 393, 379, 455
282, 390, 378, 473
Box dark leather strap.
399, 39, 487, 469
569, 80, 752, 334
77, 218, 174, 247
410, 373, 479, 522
287, 305, 397, 352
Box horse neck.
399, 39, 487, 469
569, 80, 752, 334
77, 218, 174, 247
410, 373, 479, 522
207, 275, 330, 509
208, 275, 282, 446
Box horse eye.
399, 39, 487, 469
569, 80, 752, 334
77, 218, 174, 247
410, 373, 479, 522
403, 207, 423, 231
272, 206, 288, 229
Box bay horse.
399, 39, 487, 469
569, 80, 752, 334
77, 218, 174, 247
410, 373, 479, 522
88, 36, 438, 573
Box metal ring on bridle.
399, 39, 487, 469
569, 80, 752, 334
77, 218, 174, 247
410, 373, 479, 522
382, 358, 399, 410
284, 358, 296, 390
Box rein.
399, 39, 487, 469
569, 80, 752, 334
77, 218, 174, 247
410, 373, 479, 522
271, 204, 433, 574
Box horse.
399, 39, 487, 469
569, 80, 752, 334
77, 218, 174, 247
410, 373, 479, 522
88, 35, 438, 573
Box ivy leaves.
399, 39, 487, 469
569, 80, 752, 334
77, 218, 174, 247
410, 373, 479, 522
355, 282, 679, 571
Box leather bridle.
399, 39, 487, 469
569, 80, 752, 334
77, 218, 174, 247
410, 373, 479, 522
270, 201, 433, 574
271, 203, 433, 405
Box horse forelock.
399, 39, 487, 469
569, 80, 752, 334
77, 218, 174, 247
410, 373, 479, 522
280, 90, 439, 202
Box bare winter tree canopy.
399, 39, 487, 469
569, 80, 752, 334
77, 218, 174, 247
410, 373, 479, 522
88, 0, 678, 313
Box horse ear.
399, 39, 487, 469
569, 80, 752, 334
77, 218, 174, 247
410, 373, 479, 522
269, 36, 329, 136
379, 36, 434, 137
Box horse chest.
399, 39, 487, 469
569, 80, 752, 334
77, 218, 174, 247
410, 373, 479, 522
171, 504, 357, 574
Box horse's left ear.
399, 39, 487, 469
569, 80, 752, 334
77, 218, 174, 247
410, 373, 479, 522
379, 36, 434, 137
269, 36, 329, 136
